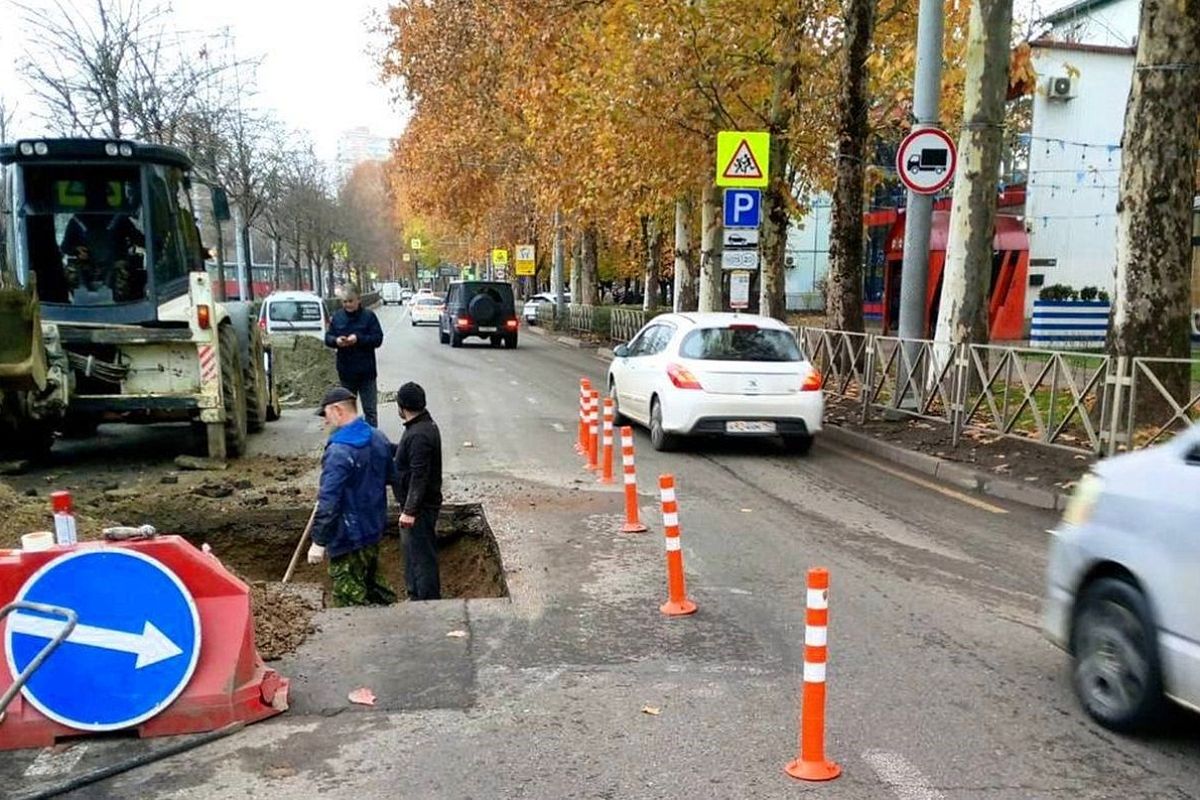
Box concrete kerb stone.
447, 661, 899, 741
822, 424, 1068, 512
555, 336, 585, 349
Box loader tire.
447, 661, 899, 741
244, 326, 269, 433
219, 324, 248, 458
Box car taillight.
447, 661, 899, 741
667, 363, 703, 390
456, 316, 471, 330
257, 316, 266, 330
801, 370, 823, 391
505, 318, 519, 330
197, 304, 211, 329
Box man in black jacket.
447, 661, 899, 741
393, 382, 443, 600
325, 285, 384, 427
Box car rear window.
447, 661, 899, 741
417, 297, 442, 306
679, 326, 801, 362
268, 300, 323, 323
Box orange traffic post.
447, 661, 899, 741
785, 567, 841, 782
586, 390, 601, 471
658, 474, 697, 616
577, 378, 592, 454
619, 427, 647, 533
599, 399, 615, 484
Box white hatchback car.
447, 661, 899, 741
608, 313, 823, 452
410, 295, 444, 326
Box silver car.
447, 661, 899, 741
1044, 423, 1200, 732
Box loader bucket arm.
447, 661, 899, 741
0, 286, 48, 392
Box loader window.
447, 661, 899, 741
149, 166, 187, 294
19, 165, 147, 306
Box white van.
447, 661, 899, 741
381, 282, 404, 306
258, 291, 328, 340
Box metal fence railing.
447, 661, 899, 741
567, 304, 593, 336
610, 308, 646, 344
798, 326, 1200, 455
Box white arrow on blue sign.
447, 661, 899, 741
723, 189, 762, 229
4, 549, 201, 731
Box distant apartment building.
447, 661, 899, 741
336, 127, 392, 183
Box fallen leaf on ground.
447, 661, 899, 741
740, 508, 753, 513
462, 442, 475, 448
348, 688, 376, 706
446, 629, 468, 638
641, 705, 661, 716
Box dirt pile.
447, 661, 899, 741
0, 483, 58, 548
272, 335, 340, 407
250, 582, 320, 661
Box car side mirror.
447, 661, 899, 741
613, 344, 630, 358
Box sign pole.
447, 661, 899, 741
896, 0, 944, 396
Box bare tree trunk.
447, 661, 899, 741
699, 182, 723, 311
271, 234, 282, 289
673, 195, 695, 312
641, 216, 662, 312
293, 221, 303, 290
934, 0, 1013, 345
570, 233, 583, 301
581, 223, 599, 305
825, 0, 875, 333
240, 219, 256, 301
1110, 0, 1200, 420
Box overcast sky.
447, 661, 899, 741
0, 0, 1072, 163
0, 0, 409, 162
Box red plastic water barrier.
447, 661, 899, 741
0, 536, 288, 751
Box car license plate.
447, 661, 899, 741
478, 326, 497, 333
726, 421, 776, 434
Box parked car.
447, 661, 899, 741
410, 295, 444, 326
258, 291, 328, 340
400, 287, 414, 303
439, 281, 519, 348
380, 282, 404, 306
1043, 423, 1200, 733
409, 287, 434, 308
523, 291, 570, 324
607, 313, 822, 453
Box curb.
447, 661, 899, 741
822, 425, 1069, 512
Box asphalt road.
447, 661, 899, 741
45, 304, 1200, 799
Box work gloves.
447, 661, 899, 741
307, 543, 326, 565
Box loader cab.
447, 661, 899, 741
0, 139, 207, 325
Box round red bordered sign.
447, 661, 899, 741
895, 127, 957, 195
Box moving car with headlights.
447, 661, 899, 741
607, 313, 822, 452
439, 280, 519, 348
523, 291, 570, 324
410, 295, 444, 326
1043, 424, 1200, 732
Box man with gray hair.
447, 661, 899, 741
325, 284, 384, 427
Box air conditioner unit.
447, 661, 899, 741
1047, 76, 1075, 101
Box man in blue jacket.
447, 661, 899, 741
325, 285, 384, 427
306, 386, 397, 607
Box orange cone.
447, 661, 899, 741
598, 399, 615, 484
586, 390, 600, 471
785, 567, 840, 782
619, 427, 647, 533
658, 474, 696, 616
576, 379, 591, 454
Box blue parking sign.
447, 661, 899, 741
4, 549, 201, 731
723, 189, 762, 229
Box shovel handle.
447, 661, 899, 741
282, 503, 320, 584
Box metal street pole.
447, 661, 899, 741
897, 0, 944, 345
896, 0, 944, 409
553, 208, 566, 320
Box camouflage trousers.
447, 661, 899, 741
328, 543, 397, 607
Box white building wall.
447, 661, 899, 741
785, 196, 832, 311
1025, 45, 1133, 312
1045, 0, 1139, 46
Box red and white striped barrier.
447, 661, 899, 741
599, 398, 615, 484
658, 474, 696, 616
585, 390, 600, 471
577, 378, 591, 454
619, 427, 647, 533
785, 567, 840, 782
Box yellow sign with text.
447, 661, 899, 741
515, 244, 535, 276
715, 131, 770, 188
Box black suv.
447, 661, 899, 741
439, 281, 520, 348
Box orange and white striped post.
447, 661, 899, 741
576, 378, 592, 454
598, 399, 615, 484
619, 426, 647, 533
658, 474, 697, 616
785, 567, 840, 782
586, 390, 600, 471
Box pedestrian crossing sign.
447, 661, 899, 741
716, 131, 770, 188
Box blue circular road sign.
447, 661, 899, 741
4, 549, 201, 731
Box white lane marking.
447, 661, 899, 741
863, 750, 946, 800
827, 446, 1008, 515
24, 744, 88, 777
509, 380, 519, 386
